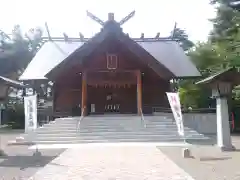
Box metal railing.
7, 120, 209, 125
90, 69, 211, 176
140, 108, 146, 128
152, 107, 216, 114
76, 106, 86, 131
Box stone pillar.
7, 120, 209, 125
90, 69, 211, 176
136, 70, 142, 115
0, 103, 4, 126
216, 97, 235, 151
81, 72, 87, 116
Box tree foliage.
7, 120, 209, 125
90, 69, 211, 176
178, 0, 240, 108
172, 27, 194, 51
0, 25, 43, 101
0, 25, 43, 76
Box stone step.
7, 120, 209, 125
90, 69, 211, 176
78, 129, 200, 134
34, 134, 205, 141
31, 139, 182, 144
46, 123, 177, 127
30, 136, 209, 145
35, 131, 180, 137
36, 126, 177, 131
36, 126, 200, 134
21, 116, 208, 145
35, 128, 202, 135
46, 120, 176, 126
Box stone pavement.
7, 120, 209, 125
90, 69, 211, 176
29, 146, 194, 180
0, 131, 65, 180
159, 135, 240, 180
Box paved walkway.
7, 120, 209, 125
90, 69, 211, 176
159, 136, 240, 180
29, 146, 194, 180
0, 131, 64, 180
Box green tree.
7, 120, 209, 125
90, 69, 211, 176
0, 25, 43, 101
172, 27, 194, 51
179, 0, 240, 109
179, 42, 223, 108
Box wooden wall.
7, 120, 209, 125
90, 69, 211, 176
54, 73, 170, 115
53, 38, 171, 115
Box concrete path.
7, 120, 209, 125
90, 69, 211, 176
29, 146, 194, 180
159, 136, 240, 180
0, 131, 64, 180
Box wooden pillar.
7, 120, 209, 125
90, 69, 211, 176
136, 70, 142, 115
81, 72, 87, 116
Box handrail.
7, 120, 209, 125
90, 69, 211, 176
152, 106, 216, 113
140, 108, 146, 128
76, 106, 86, 131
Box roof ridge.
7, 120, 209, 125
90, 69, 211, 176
41, 37, 178, 43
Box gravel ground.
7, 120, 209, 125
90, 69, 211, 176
159, 135, 240, 180
0, 131, 65, 180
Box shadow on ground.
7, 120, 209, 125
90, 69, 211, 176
186, 135, 217, 146
0, 154, 58, 170
199, 156, 232, 161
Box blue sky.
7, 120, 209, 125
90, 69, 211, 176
0, 0, 216, 42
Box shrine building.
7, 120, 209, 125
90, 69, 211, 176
20, 12, 200, 116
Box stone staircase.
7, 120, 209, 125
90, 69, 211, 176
21, 115, 211, 145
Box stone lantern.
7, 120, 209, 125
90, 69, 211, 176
196, 67, 240, 151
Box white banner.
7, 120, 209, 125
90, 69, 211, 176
166, 92, 184, 136
24, 95, 37, 133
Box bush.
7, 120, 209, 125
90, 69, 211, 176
6, 103, 25, 129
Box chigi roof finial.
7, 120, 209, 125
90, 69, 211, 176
86, 10, 135, 27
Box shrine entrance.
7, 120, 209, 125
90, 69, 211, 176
86, 71, 139, 115
104, 88, 121, 113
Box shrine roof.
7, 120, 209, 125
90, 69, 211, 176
19, 12, 200, 80
196, 67, 240, 85
19, 41, 83, 80
0, 75, 25, 88
19, 38, 200, 80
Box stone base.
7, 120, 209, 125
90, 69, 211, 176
33, 150, 42, 157
182, 148, 191, 158
16, 136, 25, 142
0, 149, 7, 156
220, 145, 236, 152
8, 140, 34, 146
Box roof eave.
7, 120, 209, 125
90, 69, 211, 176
174, 74, 202, 80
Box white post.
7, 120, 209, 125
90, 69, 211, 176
216, 97, 235, 151
0, 109, 2, 126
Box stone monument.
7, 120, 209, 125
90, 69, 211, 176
196, 67, 240, 151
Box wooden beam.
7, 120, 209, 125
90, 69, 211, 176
136, 70, 142, 115
45, 22, 52, 41
171, 22, 177, 39
81, 72, 87, 116
63, 33, 69, 41
155, 32, 160, 38
79, 32, 84, 41
119, 10, 135, 25
86, 11, 105, 26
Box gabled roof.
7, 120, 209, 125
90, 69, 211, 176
19, 41, 83, 80
137, 41, 200, 77
20, 21, 200, 80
